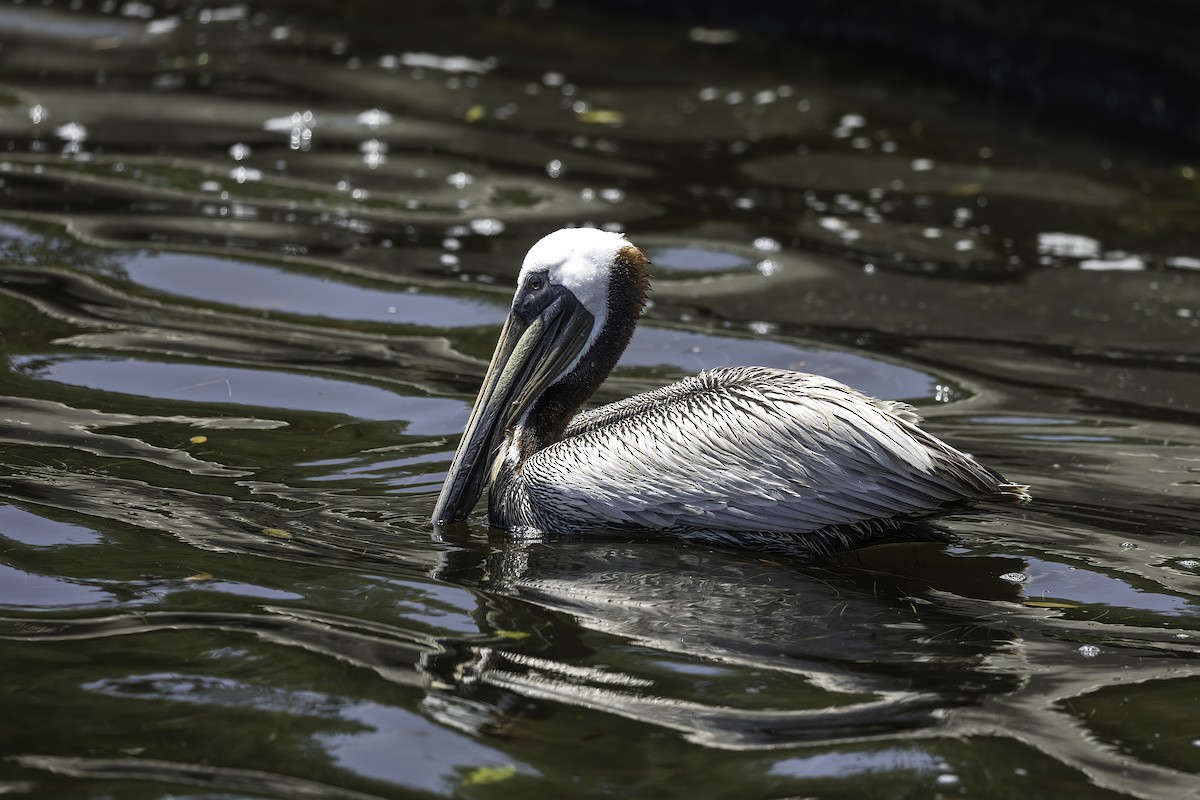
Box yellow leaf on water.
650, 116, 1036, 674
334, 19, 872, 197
185, 572, 214, 582
462, 764, 517, 786
576, 109, 624, 125
1022, 600, 1079, 609
494, 629, 530, 640
464, 105, 486, 123
188, 435, 208, 444
261, 527, 293, 539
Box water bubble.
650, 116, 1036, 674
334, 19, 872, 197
440, 253, 459, 267
470, 218, 505, 236
400, 52, 496, 74
1037, 232, 1101, 259
834, 193, 860, 212
598, 188, 624, 203
698, 87, 720, 102
748, 321, 777, 335
999, 572, 1026, 584
1119, 541, 1136, 549
1080, 255, 1145, 272
756, 259, 780, 277
935, 774, 960, 786
146, 17, 178, 34
55, 122, 88, 142
198, 5, 246, 23
1178, 559, 1198, 568
542, 71, 565, 87
360, 139, 387, 169
229, 166, 262, 183
545, 159, 562, 178
356, 109, 393, 129
228, 143, 251, 161
442, 237, 462, 251
446, 171, 476, 189
863, 263, 876, 275
753, 236, 781, 253
911, 158, 934, 172
1077, 644, 1101, 658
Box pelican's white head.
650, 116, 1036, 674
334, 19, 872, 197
517, 227, 628, 330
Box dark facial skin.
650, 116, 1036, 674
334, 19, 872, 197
511, 270, 572, 325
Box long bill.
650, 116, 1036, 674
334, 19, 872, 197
431, 294, 594, 525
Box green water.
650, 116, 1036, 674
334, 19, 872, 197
0, 1, 1197, 798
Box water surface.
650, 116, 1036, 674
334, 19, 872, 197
0, 2, 1198, 799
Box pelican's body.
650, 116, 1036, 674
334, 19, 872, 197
433, 228, 1028, 555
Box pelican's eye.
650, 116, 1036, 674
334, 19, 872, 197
527, 274, 545, 292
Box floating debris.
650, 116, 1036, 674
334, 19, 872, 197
494, 629, 531, 641
576, 109, 624, 125
462, 764, 517, 786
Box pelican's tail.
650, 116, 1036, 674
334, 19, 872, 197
997, 483, 1032, 504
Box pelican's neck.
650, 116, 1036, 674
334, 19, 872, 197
514, 244, 648, 463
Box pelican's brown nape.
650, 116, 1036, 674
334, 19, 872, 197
432, 227, 1029, 555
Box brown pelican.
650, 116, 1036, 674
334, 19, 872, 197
432, 228, 1029, 554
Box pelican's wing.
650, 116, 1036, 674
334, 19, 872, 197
527, 367, 1023, 534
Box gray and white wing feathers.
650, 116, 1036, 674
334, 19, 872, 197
522, 367, 1013, 534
